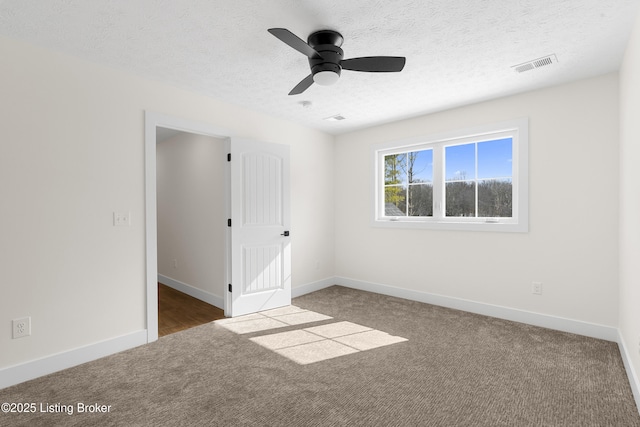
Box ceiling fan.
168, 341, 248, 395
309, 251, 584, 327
268, 28, 406, 95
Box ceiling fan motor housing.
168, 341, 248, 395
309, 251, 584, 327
307, 30, 344, 83
309, 45, 343, 79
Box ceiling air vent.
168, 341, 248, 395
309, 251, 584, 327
512, 54, 558, 73
324, 114, 346, 121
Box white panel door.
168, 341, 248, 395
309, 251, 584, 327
228, 139, 291, 317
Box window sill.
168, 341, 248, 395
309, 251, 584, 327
372, 218, 528, 233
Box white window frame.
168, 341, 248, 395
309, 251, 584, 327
372, 118, 528, 232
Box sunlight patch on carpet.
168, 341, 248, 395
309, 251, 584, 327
249, 320, 408, 365
305, 321, 372, 338
215, 305, 332, 334
217, 307, 408, 364
274, 339, 359, 364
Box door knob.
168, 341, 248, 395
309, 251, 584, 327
281, 231, 290, 236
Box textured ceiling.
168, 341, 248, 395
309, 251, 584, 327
1, 0, 638, 134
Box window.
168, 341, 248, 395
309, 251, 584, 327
373, 118, 528, 232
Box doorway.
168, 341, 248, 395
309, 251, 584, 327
145, 112, 233, 342
155, 128, 227, 336
145, 112, 292, 343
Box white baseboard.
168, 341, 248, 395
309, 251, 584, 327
618, 331, 640, 414
334, 276, 619, 342
158, 274, 223, 309
292, 277, 336, 298
0, 330, 146, 390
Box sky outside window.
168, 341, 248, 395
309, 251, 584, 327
446, 138, 512, 181
445, 143, 475, 181
409, 149, 433, 183
478, 138, 512, 179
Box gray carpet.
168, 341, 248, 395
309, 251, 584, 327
1, 286, 638, 426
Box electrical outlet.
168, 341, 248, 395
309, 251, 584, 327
532, 281, 543, 295
113, 212, 131, 227
12, 317, 31, 339
172, 259, 178, 269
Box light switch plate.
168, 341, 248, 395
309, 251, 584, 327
113, 212, 131, 226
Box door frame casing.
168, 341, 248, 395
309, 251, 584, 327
144, 111, 234, 343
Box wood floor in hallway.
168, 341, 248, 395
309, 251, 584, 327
158, 283, 225, 337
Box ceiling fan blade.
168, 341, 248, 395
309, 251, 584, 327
340, 56, 406, 72
268, 28, 323, 59
288, 74, 314, 95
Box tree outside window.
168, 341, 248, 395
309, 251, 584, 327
384, 150, 433, 217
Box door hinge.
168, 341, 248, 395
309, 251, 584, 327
227, 218, 231, 227
228, 284, 232, 292
227, 153, 231, 162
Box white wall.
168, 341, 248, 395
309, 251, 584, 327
0, 36, 335, 370
335, 73, 619, 328
157, 132, 226, 302
619, 11, 640, 400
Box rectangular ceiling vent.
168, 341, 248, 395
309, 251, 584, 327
512, 54, 558, 73
324, 114, 346, 122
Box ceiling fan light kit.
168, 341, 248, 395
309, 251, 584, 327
268, 28, 406, 95
313, 70, 340, 86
